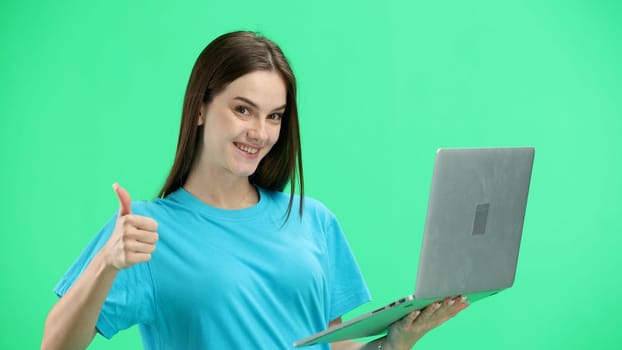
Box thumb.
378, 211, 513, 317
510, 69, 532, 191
112, 182, 132, 216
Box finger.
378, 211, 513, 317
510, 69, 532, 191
440, 296, 468, 318
125, 240, 157, 254
123, 215, 159, 232
132, 229, 159, 244
432, 298, 458, 319
451, 296, 469, 311
415, 302, 442, 324
447, 301, 470, 318
123, 225, 159, 243
126, 252, 152, 264
442, 297, 454, 307
113, 183, 132, 216
403, 310, 422, 324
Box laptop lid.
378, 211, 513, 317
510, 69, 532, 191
415, 147, 534, 298
294, 147, 535, 347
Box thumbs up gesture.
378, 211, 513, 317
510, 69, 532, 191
102, 183, 159, 270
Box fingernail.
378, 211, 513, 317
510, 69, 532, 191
448, 299, 455, 306
461, 296, 468, 303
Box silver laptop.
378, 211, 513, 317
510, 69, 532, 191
294, 147, 535, 347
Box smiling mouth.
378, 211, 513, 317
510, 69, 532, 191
234, 142, 259, 155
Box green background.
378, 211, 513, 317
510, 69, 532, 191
1, 0, 621, 348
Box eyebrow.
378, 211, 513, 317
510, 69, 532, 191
233, 96, 286, 112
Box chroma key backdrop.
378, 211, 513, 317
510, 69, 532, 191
1, 0, 620, 349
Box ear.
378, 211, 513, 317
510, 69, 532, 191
197, 104, 206, 126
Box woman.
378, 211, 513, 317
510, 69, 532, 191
42, 31, 468, 349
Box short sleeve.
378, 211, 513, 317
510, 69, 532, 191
53, 205, 156, 339
323, 211, 371, 321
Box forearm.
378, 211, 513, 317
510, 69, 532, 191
41, 252, 119, 350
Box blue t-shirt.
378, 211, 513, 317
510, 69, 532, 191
54, 187, 371, 349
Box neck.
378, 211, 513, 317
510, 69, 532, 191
183, 167, 258, 210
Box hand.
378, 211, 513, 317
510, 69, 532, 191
385, 296, 469, 349
101, 183, 159, 270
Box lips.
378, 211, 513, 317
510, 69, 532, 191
234, 142, 259, 155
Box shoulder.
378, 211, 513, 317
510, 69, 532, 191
128, 200, 161, 216
126, 197, 185, 221
262, 187, 331, 211
262, 188, 339, 227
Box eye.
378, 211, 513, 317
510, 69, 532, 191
235, 105, 251, 116
268, 113, 282, 121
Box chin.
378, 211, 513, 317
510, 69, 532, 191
232, 166, 259, 178
228, 157, 263, 178
239, 158, 265, 174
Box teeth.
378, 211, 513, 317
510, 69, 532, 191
236, 143, 258, 154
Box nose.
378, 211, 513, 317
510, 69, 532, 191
247, 118, 268, 144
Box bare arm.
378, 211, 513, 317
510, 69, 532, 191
41, 184, 159, 350
41, 253, 119, 350
331, 296, 469, 350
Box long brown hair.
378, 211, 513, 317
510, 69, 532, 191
158, 31, 304, 219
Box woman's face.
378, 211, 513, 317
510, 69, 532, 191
197, 70, 286, 180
